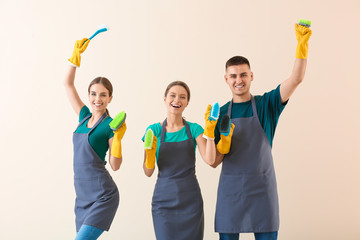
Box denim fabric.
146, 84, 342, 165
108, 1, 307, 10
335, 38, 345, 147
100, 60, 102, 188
75, 225, 104, 240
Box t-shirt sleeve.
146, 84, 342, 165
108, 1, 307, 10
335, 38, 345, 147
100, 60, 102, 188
79, 105, 91, 122
256, 84, 287, 146
190, 123, 204, 140
264, 84, 287, 119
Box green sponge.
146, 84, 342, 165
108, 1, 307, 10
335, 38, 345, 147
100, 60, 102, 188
144, 129, 154, 149
109, 111, 126, 131
299, 19, 312, 28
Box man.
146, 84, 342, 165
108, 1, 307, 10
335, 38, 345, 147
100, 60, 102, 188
212, 23, 312, 240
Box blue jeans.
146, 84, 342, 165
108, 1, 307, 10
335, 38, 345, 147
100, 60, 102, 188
75, 225, 104, 240
219, 232, 278, 240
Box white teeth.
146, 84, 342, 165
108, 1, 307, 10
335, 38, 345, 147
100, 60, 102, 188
171, 104, 181, 108
235, 84, 244, 88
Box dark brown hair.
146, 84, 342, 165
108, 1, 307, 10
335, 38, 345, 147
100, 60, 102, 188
164, 81, 191, 102
88, 77, 113, 97
225, 56, 251, 70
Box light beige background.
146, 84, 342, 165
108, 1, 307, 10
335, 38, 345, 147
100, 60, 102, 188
1, 0, 359, 239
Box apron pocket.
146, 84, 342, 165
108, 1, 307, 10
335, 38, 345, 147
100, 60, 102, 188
74, 177, 102, 202
152, 177, 203, 215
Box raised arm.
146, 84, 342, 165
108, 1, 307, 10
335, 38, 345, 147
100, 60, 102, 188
63, 38, 90, 115
64, 66, 84, 115
280, 23, 312, 103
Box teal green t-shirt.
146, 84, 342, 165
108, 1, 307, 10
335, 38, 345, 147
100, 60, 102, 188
142, 121, 204, 161
215, 85, 287, 147
75, 105, 114, 163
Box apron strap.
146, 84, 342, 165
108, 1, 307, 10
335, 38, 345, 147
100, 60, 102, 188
88, 112, 108, 135
228, 95, 257, 118
183, 120, 192, 140
76, 114, 92, 130
227, 100, 233, 117
250, 96, 258, 118
160, 118, 191, 143
160, 119, 167, 143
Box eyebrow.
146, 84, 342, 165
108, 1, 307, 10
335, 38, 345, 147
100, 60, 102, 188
169, 92, 186, 96
90, 91, 108, 94
229, 72, 247, 76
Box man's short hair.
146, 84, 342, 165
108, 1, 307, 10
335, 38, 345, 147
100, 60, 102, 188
226, 56, 251, 70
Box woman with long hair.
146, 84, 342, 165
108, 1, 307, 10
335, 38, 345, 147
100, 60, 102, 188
143, 81, 217, 240
64, 38, 125, 240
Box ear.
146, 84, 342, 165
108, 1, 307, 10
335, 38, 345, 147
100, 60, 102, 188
250, 71, 254, 82
224, 74, 228, 83
109, 95, 113, 103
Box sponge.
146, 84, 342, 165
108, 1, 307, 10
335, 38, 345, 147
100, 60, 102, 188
209, 102, 220, 121
299, 19, 312, 28
220, 114, 231, 136
144, 129, 154, 149
109, 111, 126, 131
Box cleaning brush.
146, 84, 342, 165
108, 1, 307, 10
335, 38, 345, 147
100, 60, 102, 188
83, 25, 109, 45
109, 111, 126, 131
144, 129, 154, 149
220, 114, 231, 136
209, 102, 220, 121
298, 19, 311, 28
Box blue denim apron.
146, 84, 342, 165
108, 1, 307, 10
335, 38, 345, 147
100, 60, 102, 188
215, 97, 279, 233
73, 112, 119, 232
152, 119, 204, 240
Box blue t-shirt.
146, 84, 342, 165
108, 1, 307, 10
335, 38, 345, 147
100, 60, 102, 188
142, 121, 204, 161
215, 85, 287, 147
75, 105, 114, 163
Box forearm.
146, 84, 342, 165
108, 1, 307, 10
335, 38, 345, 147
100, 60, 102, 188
63, 65, 84, 114
204, 139, 216, 165
280, 58, 307, 103
64, 65, 77, 87
109, 156, 122, 171
211, 149, 224, 168
291, 58, 307, 84
143, 151, 155, 177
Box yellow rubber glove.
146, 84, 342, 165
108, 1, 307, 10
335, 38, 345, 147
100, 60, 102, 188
111, 122, 127, 158
203, 104, 218, 139
295, 23, 312, 59
68, 38, 90, 67
217, 123, 235, 154
145, 135, 158, 169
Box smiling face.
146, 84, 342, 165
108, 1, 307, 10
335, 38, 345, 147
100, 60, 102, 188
225, 64, 253, 101
164, 85, 189, 116
88, 83, 113, 113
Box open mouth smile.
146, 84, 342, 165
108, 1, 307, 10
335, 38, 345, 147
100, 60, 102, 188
171, 104, 181, 108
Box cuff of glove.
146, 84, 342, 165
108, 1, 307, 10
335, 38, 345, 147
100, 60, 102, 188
68, 60, 79, 68
111, 150, 122, 159
202, 134, 215, 140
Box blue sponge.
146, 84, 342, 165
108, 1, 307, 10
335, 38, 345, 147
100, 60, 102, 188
209, 102, 220, 121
